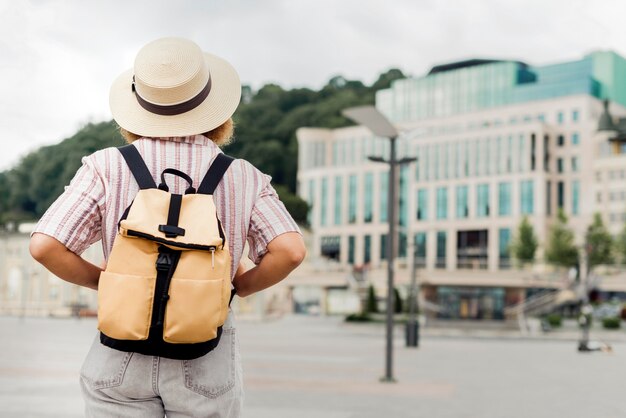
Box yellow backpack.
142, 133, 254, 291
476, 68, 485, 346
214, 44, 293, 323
97, 144, 234, 359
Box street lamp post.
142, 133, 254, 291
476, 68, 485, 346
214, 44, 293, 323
342, 106, 416, 382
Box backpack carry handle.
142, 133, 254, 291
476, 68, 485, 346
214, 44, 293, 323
158, 169, 196, 194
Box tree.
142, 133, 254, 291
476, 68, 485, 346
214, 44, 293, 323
365, 284, 378, 314
273, 185, 309, 226
617, 222, 626, 265
393, 287, 403, 314
545, 209, 579, 270
511, 216, 538, 265
585, 213, 614, 273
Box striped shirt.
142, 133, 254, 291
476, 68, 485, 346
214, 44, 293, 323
33, 135, 301, 279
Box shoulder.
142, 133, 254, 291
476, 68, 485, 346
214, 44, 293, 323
222, 155, 271, 193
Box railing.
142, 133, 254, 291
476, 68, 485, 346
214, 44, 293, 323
456, 258, 488, 270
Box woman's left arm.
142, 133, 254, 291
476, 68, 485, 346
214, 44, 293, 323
30, 233, 102, 290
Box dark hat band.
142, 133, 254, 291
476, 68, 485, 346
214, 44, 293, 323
131, 75, 212, 116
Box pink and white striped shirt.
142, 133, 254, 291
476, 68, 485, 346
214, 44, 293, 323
33, 135, 300, 280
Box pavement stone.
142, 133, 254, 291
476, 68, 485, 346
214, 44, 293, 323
0, 315, 625, 418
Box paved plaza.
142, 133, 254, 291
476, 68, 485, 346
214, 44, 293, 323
0, 315, 625, 417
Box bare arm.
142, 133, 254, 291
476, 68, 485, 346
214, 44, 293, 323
233, 232, 305, 297
29, 233, 102, 290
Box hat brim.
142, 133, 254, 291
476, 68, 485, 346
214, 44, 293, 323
109, 52, 241, 137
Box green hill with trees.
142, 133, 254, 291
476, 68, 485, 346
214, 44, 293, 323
0, 69, 405, 227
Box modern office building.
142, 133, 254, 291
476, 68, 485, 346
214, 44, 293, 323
297, 51, 626, 320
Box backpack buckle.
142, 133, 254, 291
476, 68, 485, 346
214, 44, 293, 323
156, 252, 173, 271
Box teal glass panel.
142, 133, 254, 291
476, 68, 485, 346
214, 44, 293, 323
380, 172, 388, 222
498, 182, 512, 216
399, 166, 409, 227
477, 184, 490, 217
364, 173, 373, 223
417, 189, 428, 220
307, 179, 315, 225
334, 176, 342, 225
436, 187, 448, 220
380, 234, 387, 260
521, 180, 534, 215
364, 235, 371, 263
456, 185, 468, 219
348, 235, 355, 264
348, 175, 357, 224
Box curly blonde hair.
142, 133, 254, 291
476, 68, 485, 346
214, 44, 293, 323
119, 118, 235, 147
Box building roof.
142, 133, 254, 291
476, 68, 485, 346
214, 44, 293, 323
427, 59, 526, 75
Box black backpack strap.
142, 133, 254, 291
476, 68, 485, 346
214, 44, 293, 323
118, 145, 157, 189
197, 153, 235, 195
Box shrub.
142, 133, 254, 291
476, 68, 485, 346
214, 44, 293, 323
602, 317, 621, 329
345, 312, 372, 322
365, 285, 378, 314
545, 313, 562, 328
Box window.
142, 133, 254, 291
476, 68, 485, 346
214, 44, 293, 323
307, 179, 316, 225
521, 180, 534, 215
572, 109, 579, 122
499, 228, 511, 269
543, 135, 550, 171
456, 185, 469, 218
334, 176, 342, 225
557, 135, 564, 147
364, 173, 373, 223
417, 189, 428, 220
436, 187, 448, 220
571, 157, 579, 172
436, 231, 447, 269
399, 232, 407, 258
557, 181, 565, 209
530, 134, 536, 171
546, 181, 552, 216
348, 175, 357, 224
348, 235, 355, 264
572, 180, 580, 216
572, 132, 580, 145
380, 234, 387, 260
321, 177, 328, 226
399, 166, 409, 227
557, 158, 564, 173
414, 232, 426, 268
364, 235, 371, 264
557, 111, 564, 124
498, 182, 512, 216
380, 172, 388, 222
477, 184, 490, 217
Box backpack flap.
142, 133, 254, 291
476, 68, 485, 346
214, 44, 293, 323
119, 188, 225, 251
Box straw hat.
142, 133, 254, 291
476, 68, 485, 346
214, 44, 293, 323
110, 37, 241, 137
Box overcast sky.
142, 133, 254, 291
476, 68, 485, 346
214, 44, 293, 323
1, 0, 625, 170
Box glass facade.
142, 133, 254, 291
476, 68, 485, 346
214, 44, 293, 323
498, 182, 512, 216
456, 185, 469, 218
477, 184, 490, 217
364, 235, 371, 263
417, 189, 428, 220
334, 176, 342, 225
521, 180, 534, 215
377, 51, 626, 124
436, 187, 448, 220
347, 175, 357, 224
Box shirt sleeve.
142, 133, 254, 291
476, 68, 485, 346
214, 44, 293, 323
32, 155, 105, 255
246, 173, 301, 265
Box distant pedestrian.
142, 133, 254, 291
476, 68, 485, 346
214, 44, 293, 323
30, 37, 305, 417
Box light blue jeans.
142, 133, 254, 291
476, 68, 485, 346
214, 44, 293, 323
79, 314, 243, 417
